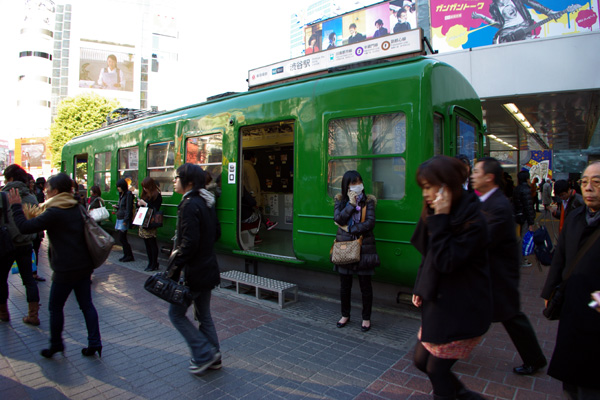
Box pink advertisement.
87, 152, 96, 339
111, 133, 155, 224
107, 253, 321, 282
430, 0, 599, 52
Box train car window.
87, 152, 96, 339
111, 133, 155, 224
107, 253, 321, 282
147, 141, 175, 194
327, 113, 406, 200
118, 147, 139, 193
185, 134, 223, 184
433, 113, 443, 155
94, 152, 111, 193
457, 116, 477, 163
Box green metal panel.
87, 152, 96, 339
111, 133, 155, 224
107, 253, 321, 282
62, 56, 482, 287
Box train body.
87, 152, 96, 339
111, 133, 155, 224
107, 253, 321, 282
62, 56, 483, 287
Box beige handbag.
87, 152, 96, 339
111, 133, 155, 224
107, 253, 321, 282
330, 205, 366, 265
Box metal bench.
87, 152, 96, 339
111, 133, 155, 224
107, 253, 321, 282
219, 270, 298, 308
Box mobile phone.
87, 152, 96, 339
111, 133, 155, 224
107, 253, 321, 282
434, 185, 445, 203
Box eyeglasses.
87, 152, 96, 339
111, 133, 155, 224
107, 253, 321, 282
578, 178, 600, 188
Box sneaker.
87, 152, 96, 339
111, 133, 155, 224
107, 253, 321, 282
265, 220, 278, 231
254, 235, 263, 244
521, 262, 532, 268
188, 353, 219, 376
208, 351, 222, 370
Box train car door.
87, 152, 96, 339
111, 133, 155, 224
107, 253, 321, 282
452, 108, 481, 164
239, 121, 294, 256
73, 153, 88, 197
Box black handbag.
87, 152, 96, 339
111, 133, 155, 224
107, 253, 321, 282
143, 249, 192, 307
543, 227, 600, 320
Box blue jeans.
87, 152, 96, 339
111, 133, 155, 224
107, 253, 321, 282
0, 244, 39, 303
169, 290, 219, 363
49, 277, 101, 349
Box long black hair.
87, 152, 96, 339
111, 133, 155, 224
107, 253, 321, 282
340, 170, 364, 205
416, 155, 466, 217
116, 178, 129, 193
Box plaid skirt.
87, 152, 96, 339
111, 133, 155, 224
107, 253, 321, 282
418, 327, 482, 359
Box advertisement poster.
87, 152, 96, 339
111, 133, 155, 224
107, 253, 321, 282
304, 0, 418, 54
523, 150, 552, 182
79, 45, 135, 92
431, 0, 599, 52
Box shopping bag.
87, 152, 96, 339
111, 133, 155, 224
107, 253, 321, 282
10, 250, 37, 274
522, 230, 534, 256
89, 206, 110, 222
133, 207, 152, 226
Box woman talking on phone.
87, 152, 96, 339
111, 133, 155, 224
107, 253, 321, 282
333, 170, 379, 332
410, 156, 492, 400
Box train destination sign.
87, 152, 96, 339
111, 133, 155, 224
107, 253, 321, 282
248, 29, 423, 88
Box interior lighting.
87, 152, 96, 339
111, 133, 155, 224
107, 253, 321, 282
487, 133, 518, 150
502, 103, 549, 149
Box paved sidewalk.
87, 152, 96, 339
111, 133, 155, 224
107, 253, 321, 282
1, 241, 564, 399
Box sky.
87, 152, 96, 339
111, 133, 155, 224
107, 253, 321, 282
0, 0, 308, 148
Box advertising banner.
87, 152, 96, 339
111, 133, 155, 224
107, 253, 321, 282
431, 0, 599, 52
79, 45, 135, 92
249, 28, 422, 87
304, 0, 418, 55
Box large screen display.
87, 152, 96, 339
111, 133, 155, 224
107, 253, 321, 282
304, 0, 418, 55
79, 47, 135, 92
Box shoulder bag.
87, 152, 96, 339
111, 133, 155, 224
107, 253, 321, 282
79, 205, 115, 269
330, 205, 366, 265
144, 248, 192, 307
88, 198, 110, 222
543, 226, 600, 320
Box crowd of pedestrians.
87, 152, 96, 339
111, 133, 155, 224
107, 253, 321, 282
2, 158, 599, 400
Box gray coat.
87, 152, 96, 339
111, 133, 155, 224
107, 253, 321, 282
0, 181, 38, 246
542, 181, 552, 205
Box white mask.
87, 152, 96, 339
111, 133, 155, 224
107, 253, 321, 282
349, 183, 364, 194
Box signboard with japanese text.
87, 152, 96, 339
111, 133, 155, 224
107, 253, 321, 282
431, 0, 600, 53
248, 28, 422, 87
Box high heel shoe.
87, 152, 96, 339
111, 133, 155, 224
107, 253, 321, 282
41, 345, 64, 358
336, 317, 350, 328
82, 346, 102, 357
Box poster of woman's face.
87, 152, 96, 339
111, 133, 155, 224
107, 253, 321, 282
79, 47, 134, 92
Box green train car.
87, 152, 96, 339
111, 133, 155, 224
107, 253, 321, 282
62, 56, 483, 287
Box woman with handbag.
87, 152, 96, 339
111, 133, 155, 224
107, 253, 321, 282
410, 155, 492, 400
7, 173, 102, 358
114, 179, 134, 262
169, 163, 221, 375
333, 170, 379, 332
137, 177, 162, 271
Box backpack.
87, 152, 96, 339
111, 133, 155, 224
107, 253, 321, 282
533, 226, 554, 266
0, 192, 15, 258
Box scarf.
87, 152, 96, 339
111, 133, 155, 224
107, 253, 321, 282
26, 192, 78, 218
586, 206, 600, 227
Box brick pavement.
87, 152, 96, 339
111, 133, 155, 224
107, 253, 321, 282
1, 237, 566, 400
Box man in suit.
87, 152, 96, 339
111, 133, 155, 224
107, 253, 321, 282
471, 157, 547, 375
551, 179, 584, 233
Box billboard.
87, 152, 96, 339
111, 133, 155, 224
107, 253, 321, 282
249, 28, 423, 87
304, 0, 418, 55
79, 46, 135, 92
431, 0, 600, 52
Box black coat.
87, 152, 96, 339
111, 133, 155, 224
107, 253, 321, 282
541, 206, 600, 388
333, 194, 380, 271
513, 182, 535, 226
411, 190, 492, 344
11, 203, 94, 277
116, 190, 134, 226
480, 189, 520, 322
172, 190, 220, 292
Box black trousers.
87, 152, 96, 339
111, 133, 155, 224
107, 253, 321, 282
118, 230, 133, 258
413, 341, 461, 397
502, 311, 546, 367
339, 273, 372, 320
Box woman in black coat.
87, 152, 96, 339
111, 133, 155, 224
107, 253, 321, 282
410, 156, 492, 400
114, 178, 134, 262
137, 177, 162, 271
333, 170, 379, 332
8, 173, 102, 358
169, 163, 221, 375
